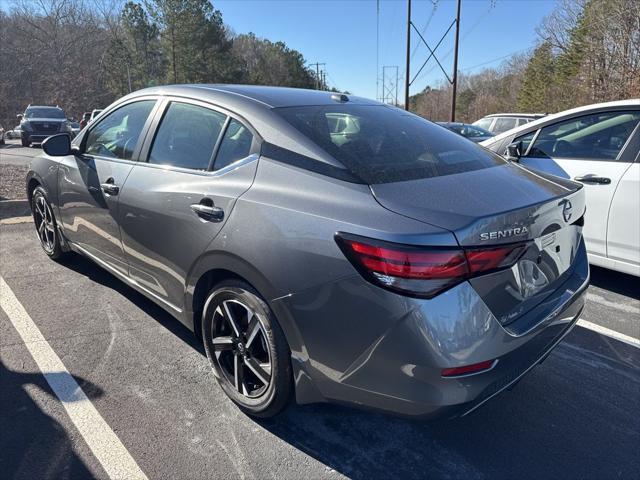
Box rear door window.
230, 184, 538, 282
148, 102, 226, 170
213, 119, 254, 171
526, 111, 640, 161
275, 105, 505, 184
493, 117, 518, 133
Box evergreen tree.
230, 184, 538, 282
517, 41, 556, 112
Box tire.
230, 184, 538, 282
31, 186, 65, 260
21, 137, 29, 147
201, 280, 293, 418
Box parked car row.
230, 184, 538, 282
473, 112, 546, 134
4, 104, 103, 148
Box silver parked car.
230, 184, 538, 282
27, 85, 589, 418
473, 113, 546, 134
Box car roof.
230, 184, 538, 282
130, 84, 380, 109
26, 105, 62, 109
483, 99, 640, 145
483, 113, 546, 118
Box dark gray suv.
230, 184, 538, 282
20, 105, 73, 147
26, 85, 589, 418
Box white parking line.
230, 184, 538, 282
0, 276, 148, 480
0, 216, 32, 225
586, 292, 640, 315
577, 319, 640, 348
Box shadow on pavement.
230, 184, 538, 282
57, 252, 204, 354
0, 359, 104, 479
54, 251, 639, 479
258, 327, 639, 479
590, 265, 639, 300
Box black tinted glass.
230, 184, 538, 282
275, 105, 504, 184
149, 102, 226, 170
26, 108, 65, 119
214, 119, 254, 171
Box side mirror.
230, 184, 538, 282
42, 133, 72, 156
17, 113, 23, 120
506, 141, 523, 161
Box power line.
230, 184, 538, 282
409, 0, 440, 62
459, 47, 532, 72
404, 0, 461, 120
414, 4, 493, 85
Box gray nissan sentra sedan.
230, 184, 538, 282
26, 85, 589, 418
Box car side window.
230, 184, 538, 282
149, 102, 227, 170
473, 118, 493, 130
526, 111, 640, 161
493, 117, 518, 133
465, 125, 487, 138
84, 101, 156, 160
213, 118, 254, 171
512, 130, 538, 155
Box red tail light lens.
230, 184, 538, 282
441, 359, 497, 377
336, 233, 527, 298
465, 244, 527, 274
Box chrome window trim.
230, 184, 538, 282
128, 153, 259, 178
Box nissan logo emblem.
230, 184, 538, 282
561, 199, 573, 222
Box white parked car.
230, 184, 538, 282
482, 100, 640, 277
5, 125, 21, 139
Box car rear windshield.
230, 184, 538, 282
275, 105, 505, 184
25, 108, 65, 119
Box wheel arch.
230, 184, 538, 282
186, 251, 282, 341
26, 171, 44, 206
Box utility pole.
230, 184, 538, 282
404, 0, 411, 110
450, 0, 462, 121
310, 62, 326, 90
376, 0, 380, 101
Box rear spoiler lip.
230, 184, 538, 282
453, 187, 587, 248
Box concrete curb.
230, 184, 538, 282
0, 199, 31, 220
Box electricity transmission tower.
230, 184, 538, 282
404, 0, 462, 120
382, 66, 399, 106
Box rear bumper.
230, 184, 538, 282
274, 238, 589, 419
22, 132, 57, 143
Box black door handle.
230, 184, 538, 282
100, 178, 120, 195
574, 175, 611, 185
190, 200, 224, 222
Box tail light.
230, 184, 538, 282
335, 233, 527, 298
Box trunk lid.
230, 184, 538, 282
370, 163, 586, 325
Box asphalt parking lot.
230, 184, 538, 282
0, 139, 37, 167
1, 220, 638, 480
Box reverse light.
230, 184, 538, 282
335, 233, 527, 298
